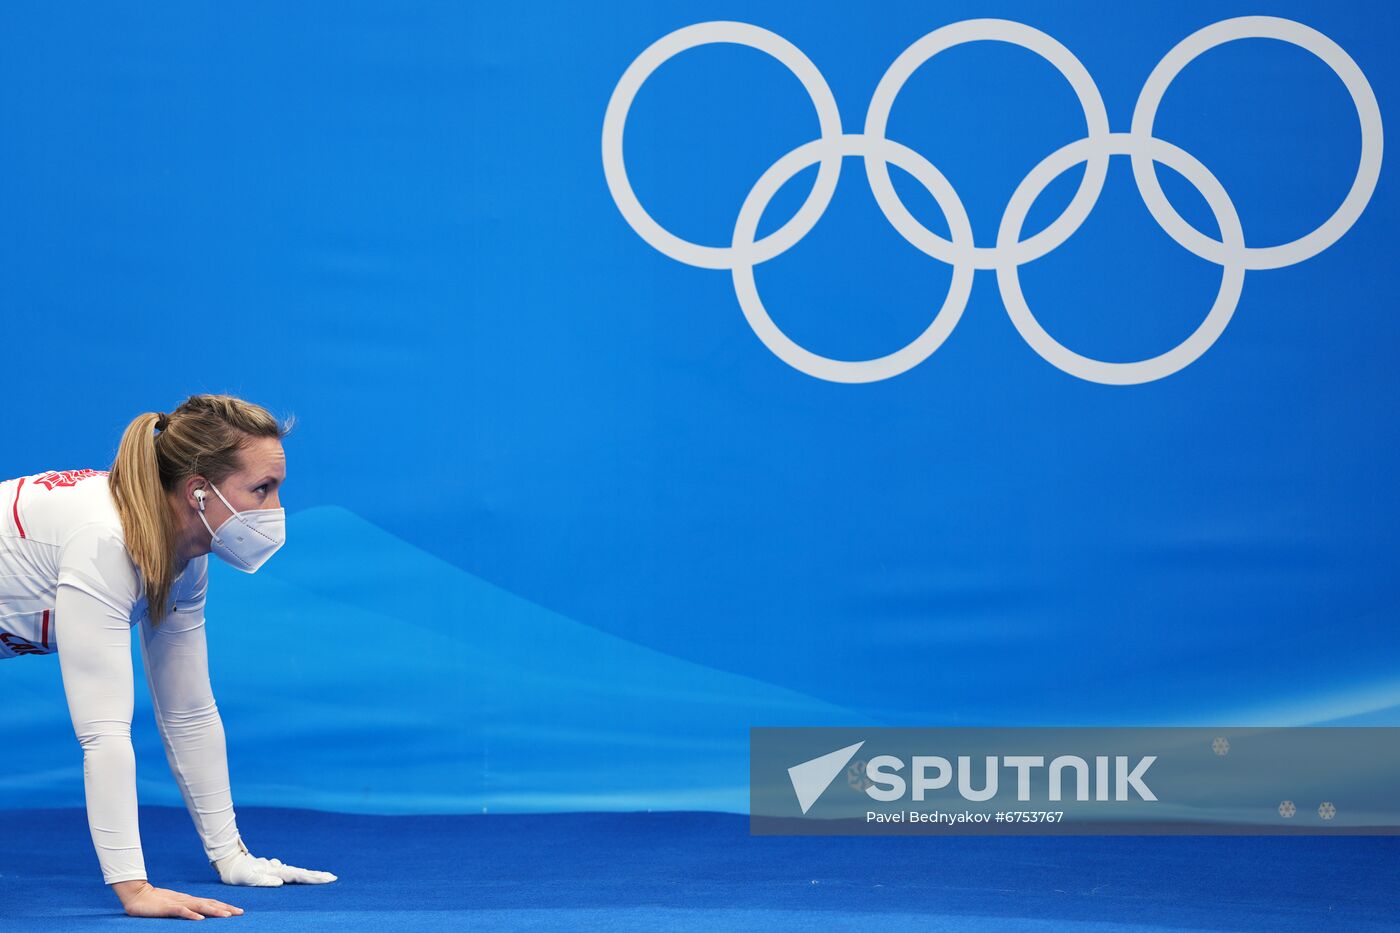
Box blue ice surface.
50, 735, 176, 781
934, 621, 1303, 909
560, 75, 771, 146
2, 806, 1397, 931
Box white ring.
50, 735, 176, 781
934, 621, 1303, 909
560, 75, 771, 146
1131, 16, 1384, 271
731, 134, 976, 383
863, 19, 1112, 270
997, 133, 1246, 385
601, 22, 844, 270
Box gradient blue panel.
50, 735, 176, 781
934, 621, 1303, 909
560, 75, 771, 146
1, 0, 1397, 814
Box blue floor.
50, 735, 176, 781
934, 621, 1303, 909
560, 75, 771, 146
2, 806, 1396, 930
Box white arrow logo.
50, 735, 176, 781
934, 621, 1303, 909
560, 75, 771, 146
787, 741, 866, 814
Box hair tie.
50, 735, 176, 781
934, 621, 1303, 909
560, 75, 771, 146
155, 412, 169, 432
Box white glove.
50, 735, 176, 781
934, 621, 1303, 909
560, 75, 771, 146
210, 834, 339, 887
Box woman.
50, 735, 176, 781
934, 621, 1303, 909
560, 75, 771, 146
0, 394, 337, 920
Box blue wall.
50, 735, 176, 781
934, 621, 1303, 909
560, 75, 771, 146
2, 1, 1396, 815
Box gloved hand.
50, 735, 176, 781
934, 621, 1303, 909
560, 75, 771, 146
210, 834, 339, 887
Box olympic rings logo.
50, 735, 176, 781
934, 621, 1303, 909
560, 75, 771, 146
601, 17, 1383, 385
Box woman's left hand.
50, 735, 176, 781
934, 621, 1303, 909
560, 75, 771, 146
211, 836, 338, 886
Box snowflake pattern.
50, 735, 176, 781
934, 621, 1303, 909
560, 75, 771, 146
846, 759, 872, 792
1211, 737, 1230, 756
1318, 801, 1336, 820
1278, 800, 1296, 818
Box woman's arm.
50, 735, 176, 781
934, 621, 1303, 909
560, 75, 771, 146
136, 555, 244, 868
55, 527, 247, 918
53, 524, 148, 885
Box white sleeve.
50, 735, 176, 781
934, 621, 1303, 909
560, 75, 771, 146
53, 523, 147, 884
137, 557, 243, 866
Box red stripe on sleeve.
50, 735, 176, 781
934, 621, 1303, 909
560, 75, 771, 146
42, 609, 49, 649
12, 477, 26, 538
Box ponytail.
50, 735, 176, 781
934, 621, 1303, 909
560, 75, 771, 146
108, 412, 179, 626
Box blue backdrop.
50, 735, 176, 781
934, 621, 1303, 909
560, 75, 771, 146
2, 1, 1396, 817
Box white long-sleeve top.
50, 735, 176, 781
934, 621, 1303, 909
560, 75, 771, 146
0, 468, 242, 883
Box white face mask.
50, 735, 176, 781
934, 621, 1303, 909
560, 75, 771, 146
196, 479, 286, 573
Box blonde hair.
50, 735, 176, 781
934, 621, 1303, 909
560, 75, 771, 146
108, 394, 295, 626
